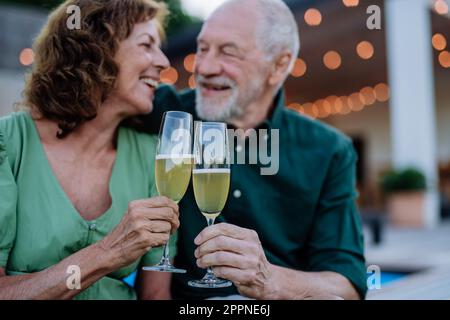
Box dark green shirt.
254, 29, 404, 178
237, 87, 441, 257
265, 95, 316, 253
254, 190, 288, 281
143, 85, 367, 299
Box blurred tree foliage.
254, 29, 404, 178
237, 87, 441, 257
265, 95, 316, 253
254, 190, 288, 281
0, 0, 199, 36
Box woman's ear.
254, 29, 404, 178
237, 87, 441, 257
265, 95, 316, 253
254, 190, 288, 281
268, 51, 293, 87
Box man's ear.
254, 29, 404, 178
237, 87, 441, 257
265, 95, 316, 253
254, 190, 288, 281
268, 51, 292, 86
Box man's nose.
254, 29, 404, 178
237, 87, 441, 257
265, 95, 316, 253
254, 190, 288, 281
196, 52, 222, 77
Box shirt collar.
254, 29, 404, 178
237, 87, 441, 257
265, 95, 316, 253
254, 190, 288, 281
260, 89, 285, 130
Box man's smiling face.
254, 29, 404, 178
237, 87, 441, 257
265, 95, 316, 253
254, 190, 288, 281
194, 2, 271, 122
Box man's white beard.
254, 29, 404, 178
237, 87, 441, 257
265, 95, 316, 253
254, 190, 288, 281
195, 85, 243, 122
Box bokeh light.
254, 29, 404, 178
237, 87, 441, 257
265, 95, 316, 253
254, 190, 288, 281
160, 67, 179, 85
19, 48, 34, 66
438, 51, 450, 68
432, 33, 447, 51
374, 83, 390, 102
342, 0, 359, 7
323, 51, 342, 70
291, 58, 307, 77
183, 54, 196, 73
304, 8, 322, 26
356, 41, 375, 60
434, 0, 449, 15
188, 74, 197, 88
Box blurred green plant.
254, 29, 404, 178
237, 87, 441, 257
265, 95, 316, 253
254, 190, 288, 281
379, 168, 427, 194
0, 0, 199, 36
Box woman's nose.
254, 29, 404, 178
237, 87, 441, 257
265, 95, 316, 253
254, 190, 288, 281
154, 47, 170, 71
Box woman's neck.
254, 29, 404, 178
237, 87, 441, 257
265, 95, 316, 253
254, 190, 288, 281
34, 101, 126, 154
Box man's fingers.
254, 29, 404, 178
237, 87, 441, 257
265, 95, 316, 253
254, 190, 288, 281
194, 223, 252, 245
212, 266, 253, 285
197, 251, 254, 270
195, 235, 248, 258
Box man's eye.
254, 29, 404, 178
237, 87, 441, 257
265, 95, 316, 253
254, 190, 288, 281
198, 47, 208, 53
141, 43, 152, 49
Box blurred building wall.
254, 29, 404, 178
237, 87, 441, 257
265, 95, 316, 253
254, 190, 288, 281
0, 4, 46, 116
0, 71, 24, 116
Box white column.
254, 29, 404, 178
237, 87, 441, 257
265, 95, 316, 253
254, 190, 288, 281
386, 0, 439, 227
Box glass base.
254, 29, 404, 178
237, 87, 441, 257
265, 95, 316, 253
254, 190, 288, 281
142, 261, 186, 274
188, 277, 232, 288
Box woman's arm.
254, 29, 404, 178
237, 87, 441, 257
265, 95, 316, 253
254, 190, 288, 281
0, 242, 117, 300
135, 271, 172, 300
0, 197, 179, 300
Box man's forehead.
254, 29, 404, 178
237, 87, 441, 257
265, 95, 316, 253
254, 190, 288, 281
198, 3, 259, 43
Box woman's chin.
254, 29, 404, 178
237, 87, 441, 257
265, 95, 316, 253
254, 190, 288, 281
137, 103, 153, 115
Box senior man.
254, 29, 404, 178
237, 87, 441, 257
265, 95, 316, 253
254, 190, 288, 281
143, 0, 367, 300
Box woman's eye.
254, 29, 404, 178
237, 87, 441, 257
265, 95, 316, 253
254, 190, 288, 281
141, 43, 152, 49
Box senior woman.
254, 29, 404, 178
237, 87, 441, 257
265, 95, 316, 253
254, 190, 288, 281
0, 0, 179, 300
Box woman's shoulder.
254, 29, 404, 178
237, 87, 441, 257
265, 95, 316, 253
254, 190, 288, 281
0, 111, 30, 133
0, 111, 31, 156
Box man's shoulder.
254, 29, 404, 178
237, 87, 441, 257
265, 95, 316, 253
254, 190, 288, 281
281, 107, 353, 152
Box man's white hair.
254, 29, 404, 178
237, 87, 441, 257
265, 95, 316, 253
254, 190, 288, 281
214, 0, 300, 85
255, 0, 300, 72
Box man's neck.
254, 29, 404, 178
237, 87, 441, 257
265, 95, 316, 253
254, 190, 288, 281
228, 88, 277, 132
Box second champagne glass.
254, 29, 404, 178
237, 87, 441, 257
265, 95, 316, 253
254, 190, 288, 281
143, 111, 193, 273
188, 121, 232, 288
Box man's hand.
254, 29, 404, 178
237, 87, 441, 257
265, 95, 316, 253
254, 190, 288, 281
194, 223, 277, 299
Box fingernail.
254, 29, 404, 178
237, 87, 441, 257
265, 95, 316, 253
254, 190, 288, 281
194, 235, 201, 245
194, 249, 198, 258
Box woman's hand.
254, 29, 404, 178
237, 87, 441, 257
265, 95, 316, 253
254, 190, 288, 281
98, 196, 179, 269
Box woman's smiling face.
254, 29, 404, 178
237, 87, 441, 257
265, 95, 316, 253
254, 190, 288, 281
110, 19, 170, 116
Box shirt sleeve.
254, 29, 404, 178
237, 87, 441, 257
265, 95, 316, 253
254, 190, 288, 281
0, 130, 18, 269
305, 138, 367, 299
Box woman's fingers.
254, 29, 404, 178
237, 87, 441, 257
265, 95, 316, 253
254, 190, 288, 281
130, 197, 179, 215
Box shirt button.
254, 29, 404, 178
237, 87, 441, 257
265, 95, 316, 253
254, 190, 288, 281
236, 145, 243, 152
233, 189, 242, 199
89, 224, 97, 231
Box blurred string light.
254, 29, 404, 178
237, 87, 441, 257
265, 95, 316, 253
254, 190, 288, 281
287, 83, 390, 119
439, 51, 450, 68
183, 54, 196, 73
323, 51, 342, 70
434, 0, 449, 15
290, 58, 307, 77
19, 48, 34, 66
160, 67, 179, 85
432, 33, 447, 51
342, 0, 359, 7
356, 41, 375, 60
304, 8, 322, 26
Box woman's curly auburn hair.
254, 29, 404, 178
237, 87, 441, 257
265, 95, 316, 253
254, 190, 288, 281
24, 0, 168, 138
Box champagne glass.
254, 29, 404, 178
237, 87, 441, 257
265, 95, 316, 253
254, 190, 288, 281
188, 121, 232, 288
143, 111, 193, 273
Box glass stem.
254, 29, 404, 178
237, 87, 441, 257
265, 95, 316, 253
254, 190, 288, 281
161, 239, 171, 264
160, 199, 178, 265
205, 215, 216, 276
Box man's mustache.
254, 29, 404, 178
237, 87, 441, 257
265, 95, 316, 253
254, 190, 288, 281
196, 75, 237, 89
